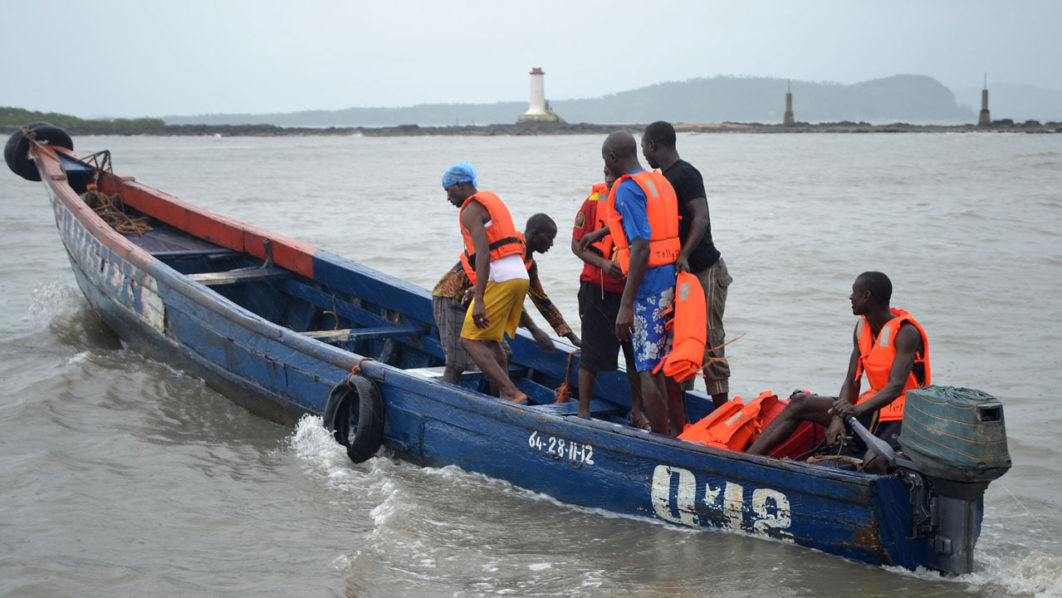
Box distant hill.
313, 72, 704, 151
954, 83, 1062, 122
0, 106, 164, 129
165, 74, 976, 127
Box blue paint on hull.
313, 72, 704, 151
41, 168, 953, 574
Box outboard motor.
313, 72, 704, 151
898, 385, 1012, 575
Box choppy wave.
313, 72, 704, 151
966, 550, 1062, 597
29, 282, 122, 351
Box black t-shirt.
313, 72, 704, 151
662, 159, 721, 272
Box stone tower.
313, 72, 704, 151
784, 80, 795, 126
518, 67, 564, 123
978, 74, 991, 126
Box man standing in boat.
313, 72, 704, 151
570, 169, 648, 428
746, 272, 930, 473
641, 121, 732, 409
433, 213, 581, 385
601, 132, 686, 435
442, 161, 530, 403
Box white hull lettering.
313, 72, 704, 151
650, 465, 792, 538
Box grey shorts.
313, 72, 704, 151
692, 257, 732, 395
433, 294, 511, 374
432, 295, 476, 373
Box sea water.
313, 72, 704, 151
1, 132, 1060, 596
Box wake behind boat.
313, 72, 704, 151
5, 123, 1012, 575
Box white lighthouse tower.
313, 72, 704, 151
518, 67, 564, 123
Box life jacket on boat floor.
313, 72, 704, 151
678, 391, 783, 451
653, 271, 707, 382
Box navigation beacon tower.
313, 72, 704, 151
518, 67, 564, 123
978, 74, 991, 126
783, 80, 795, 126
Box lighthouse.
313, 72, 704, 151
518, 67, 564, 123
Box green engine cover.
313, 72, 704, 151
898, 385, 1012, 483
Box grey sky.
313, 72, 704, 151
3, 0, 1059, 119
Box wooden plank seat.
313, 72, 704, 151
529, 399, 619, 418
154, 248, 237, 260
299, 326, 419, 343
188, 266, 289, 286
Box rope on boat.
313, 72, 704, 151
322, 294, 340, 330
696, 333, 744, 374
350, 357, 375, 378
553, 350, 580, 403
24, 129, 153, 237
81, 186, 153, 236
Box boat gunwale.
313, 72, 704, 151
34, 144, 895, 493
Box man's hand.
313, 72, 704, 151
566, 332, 583, 347
828, 398, 856, 419
826, 416, 846, 448
674, 254, 691, 274
471, 302, 489, 329
615, 304, 635, 342
578, 228, 607, 251
602, 260, 624, 279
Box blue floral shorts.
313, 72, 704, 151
632, 286, 674, 372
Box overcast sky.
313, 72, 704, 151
3, 0, 1059, 119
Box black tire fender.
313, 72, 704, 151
5, 122, 74, 181
322, 374, 385, 463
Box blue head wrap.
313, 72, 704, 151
442, 161, 477, 189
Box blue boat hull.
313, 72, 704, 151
26, 139, 966, 574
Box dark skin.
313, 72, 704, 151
446, 181, 526, 403
571, 169, 624, 282
746, 276, 924, 473
640, 135, 710, 276
642, 131, 725, 409
569, 169, 646, 424
523, 220, 582, 348
602, 132, 686, 435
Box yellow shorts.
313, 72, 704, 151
461, 278, 530, 342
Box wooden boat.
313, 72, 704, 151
6, 123, 1010, 575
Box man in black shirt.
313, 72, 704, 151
642, 121, 732, 408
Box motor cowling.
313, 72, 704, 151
899, 385, 1012, 575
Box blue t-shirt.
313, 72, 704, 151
614, 172, 676, 298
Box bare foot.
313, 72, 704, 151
505, 393, 529, 405
628, 410, 651, 430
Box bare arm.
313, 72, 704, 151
616, 238, 650, 341
461, 202, 492, 328
852, 324, 921, 417
570, 237, 623, 279
830, 323, 920, 418
824, 326, 864, 444
519, 309, 556, 352
577, 227, 609, 253
675, 197, 709, 274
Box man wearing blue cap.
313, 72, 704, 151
442, 161, 530, 403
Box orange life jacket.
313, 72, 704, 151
520, 234, 534, 272
458, 191, 524, 284
678, 391, 782, 451
585, 182, 614, 261
853, 309, 931, 422
653, 271, 707, 382
604, 170, 681, 274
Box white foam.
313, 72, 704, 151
28, 283, 85, 324
966, 550, 1062, 597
